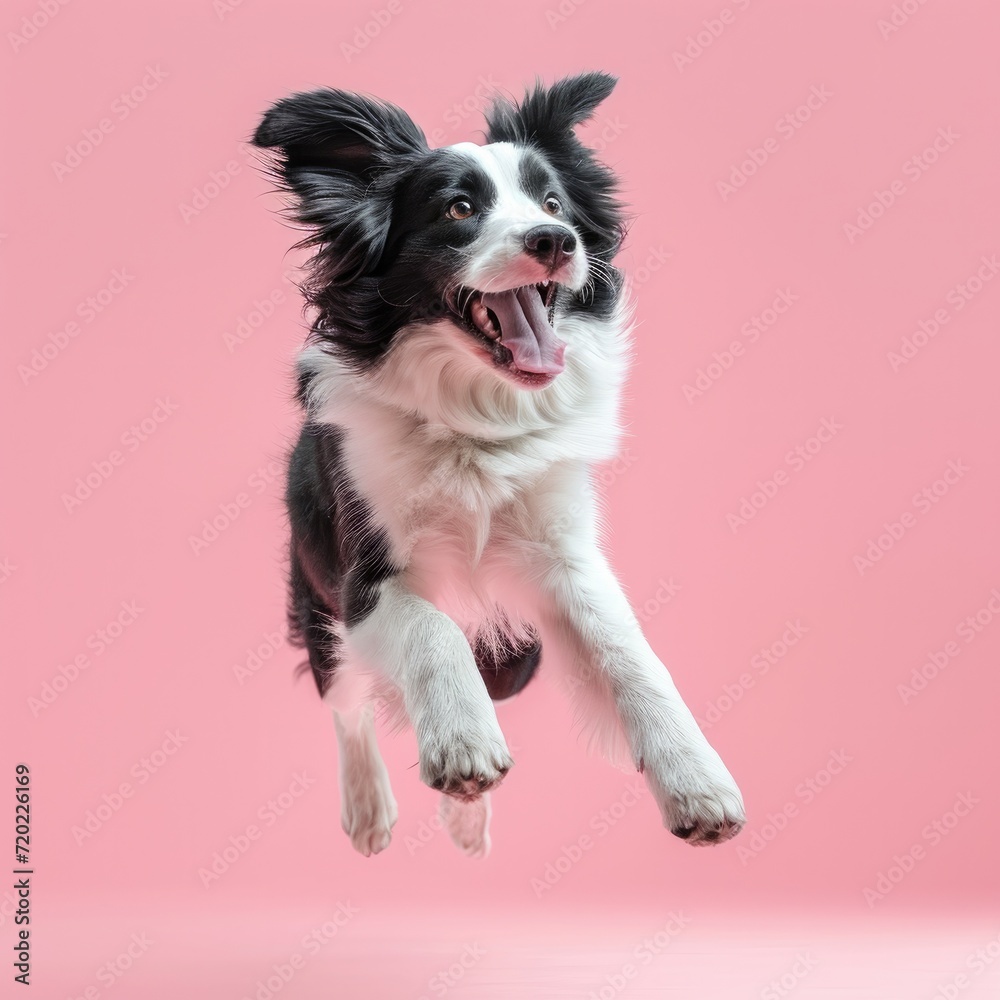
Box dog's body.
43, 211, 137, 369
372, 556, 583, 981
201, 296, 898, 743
254, 73, 745, 857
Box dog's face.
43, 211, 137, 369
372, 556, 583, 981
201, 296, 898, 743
254, 73, 623, 392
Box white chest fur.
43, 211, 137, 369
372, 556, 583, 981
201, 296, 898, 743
297, 306, 632, 627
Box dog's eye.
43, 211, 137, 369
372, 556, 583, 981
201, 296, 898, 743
446, 199, 475, 220
542, 196, 562, 215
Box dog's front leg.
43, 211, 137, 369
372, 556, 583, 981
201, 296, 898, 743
531, 468, 745, 845
345, 577, 513, 798
546, 549, 745, 843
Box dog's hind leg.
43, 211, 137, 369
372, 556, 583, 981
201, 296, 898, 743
286, 427, 399, 856
293, 577, 398, 857
326, 671, 398, 857
439, 792, 492, 859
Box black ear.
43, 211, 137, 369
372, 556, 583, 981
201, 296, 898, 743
485, 71, 617, 146
252, 89, 427, 285
253, 87, 427, 174
486, 73, 624, 262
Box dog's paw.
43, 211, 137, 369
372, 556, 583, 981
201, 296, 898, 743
340, 769, 398, 857
440, 792, 492, 859
643, 746, 745, 846
417, 719, 513, 798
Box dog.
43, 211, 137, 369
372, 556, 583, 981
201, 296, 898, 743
252, 72, 745, 858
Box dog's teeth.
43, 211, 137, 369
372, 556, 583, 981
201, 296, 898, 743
470, 298, 499, 339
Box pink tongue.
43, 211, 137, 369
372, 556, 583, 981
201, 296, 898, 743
479, 286, 566, 375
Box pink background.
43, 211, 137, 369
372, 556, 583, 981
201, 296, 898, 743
4, 1, 999, 996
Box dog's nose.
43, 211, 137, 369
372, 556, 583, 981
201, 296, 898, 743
523, 225, 577, 269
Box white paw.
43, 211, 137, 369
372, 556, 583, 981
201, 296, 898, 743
417, 712, 513, 799
440, 792, 492, 859
340, 765, 398, 857
642, 743, 745, 846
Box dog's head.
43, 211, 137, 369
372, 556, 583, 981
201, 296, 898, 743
253, 73, 624, 392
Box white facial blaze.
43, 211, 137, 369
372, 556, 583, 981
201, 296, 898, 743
447, 142, 589, 293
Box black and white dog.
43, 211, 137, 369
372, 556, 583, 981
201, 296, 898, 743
253, 73, 745, 858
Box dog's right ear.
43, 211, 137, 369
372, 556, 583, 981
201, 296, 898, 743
252, 89, 427, 280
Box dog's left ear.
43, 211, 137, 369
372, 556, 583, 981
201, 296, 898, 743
485, 72, 617, 147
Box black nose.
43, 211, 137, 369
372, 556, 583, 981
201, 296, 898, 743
523, 225, 577, 269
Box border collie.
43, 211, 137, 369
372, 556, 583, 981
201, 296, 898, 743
253, 73, 745, 857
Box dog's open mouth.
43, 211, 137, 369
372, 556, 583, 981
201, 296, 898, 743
449, 282, 566, 387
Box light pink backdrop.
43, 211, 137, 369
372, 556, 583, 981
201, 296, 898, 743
4, 1, 999, 996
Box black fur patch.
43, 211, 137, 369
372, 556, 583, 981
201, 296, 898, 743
286, 423, 398, 694
473, 627, 542, 701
